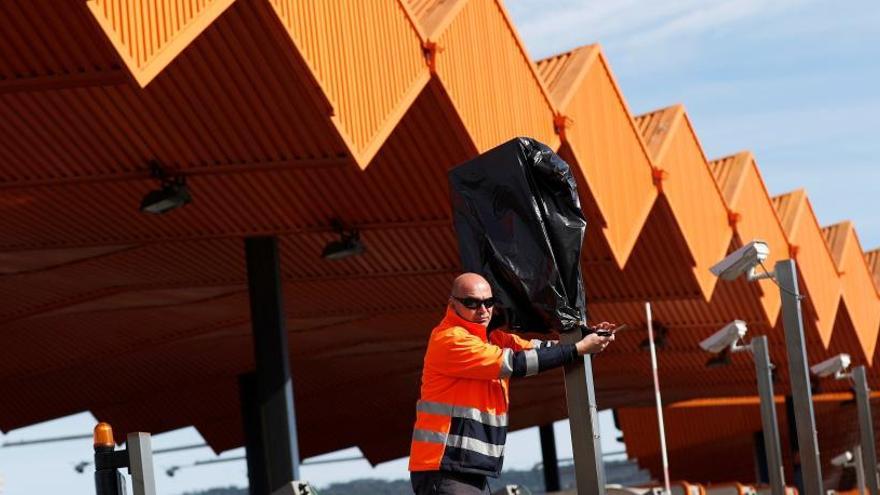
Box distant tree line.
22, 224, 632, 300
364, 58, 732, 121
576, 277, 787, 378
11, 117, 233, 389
180, 459, 650, 495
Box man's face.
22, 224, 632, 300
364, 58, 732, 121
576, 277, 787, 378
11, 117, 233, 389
450, 281, 494, 327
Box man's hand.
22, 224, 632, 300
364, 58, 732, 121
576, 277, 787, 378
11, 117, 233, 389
575, 321, 616, 355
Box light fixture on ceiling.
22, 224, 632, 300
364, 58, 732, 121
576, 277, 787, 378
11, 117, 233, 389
321, 219, 366, 260
139, 161, 192, 215
639, 321, 668, 351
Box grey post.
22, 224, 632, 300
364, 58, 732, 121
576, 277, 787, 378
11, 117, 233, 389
775, 259, 823, 495
855, 446, 868, 495
127, 432, 157, 495
853, 366, 879, 495
560, 330, 606, 495
752, 336, 786, 495
245, 236, 301, 491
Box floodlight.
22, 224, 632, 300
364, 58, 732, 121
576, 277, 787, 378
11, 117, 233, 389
321, 219, 366, 260
710, 240, 771, 281
810, 354, 851, 379
700, 320, 748, 354
139, 162, 191, 215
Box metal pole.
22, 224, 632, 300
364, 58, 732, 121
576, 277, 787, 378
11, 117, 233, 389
560, 330, 606, 495
539, 423, 561, 492
646, 303, 671, 495
245, 236, 301, 492
127, 432, 157, 495
775, 259, 823, 495
752, 335, 786, 495
853, 366, 879, 495
240, 372, 270, 495
855, 446, 867, 495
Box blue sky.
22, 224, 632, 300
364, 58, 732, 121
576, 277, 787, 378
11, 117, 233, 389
1, 1, 878, 493
508, 0, 880, 249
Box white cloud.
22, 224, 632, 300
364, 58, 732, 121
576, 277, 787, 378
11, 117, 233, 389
509, 0, 810, 58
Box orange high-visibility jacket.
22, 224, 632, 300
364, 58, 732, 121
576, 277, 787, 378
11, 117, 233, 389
408, 307, 541, 477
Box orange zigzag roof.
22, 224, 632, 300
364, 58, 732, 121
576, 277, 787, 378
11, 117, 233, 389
0, 0, 878, 472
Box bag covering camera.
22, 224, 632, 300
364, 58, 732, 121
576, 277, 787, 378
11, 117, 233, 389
448, 137, 588, 334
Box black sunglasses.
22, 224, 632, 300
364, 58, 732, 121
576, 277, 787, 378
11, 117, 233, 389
452, 296, 497, 309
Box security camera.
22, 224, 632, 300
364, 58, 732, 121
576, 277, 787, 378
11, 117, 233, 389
810, 354, 851, 378
700, 320, 748, 353
831, 451, 853, 467
710, 240, 770, 281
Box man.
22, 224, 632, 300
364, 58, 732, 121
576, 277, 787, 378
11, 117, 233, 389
409, 273, 616, 494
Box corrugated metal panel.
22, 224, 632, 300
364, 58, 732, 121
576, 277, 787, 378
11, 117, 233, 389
268, 0, 429, 166
867, 248, 880, 293
635, 106, 675, 160
772, 191, 841, 346
583, 195, 706, 302
540, 46, 657, 266
0, 0, 349, 184
433, 0, 557, 151
0, 0, 878, 474
635, 105, 733, 300
822, 222, 880, 361
709, 152, 788, 323
0, 245, 134, 274
86, 0, 236, 86
403, 0, 466, 39
620, 396, 868, 485
535, 44, 595, 109
0, 0, 128, 93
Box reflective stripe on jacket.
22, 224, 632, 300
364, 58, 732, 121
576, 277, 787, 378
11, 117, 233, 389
408, 307, 537, 477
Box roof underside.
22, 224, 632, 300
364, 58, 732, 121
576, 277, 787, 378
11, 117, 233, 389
1, 0, 878, 478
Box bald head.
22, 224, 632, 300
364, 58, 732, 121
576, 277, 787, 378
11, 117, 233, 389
451, 272, 491, 298
449, 273, 494, 326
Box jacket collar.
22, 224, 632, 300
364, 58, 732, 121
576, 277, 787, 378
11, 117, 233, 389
442, 306, 488, 342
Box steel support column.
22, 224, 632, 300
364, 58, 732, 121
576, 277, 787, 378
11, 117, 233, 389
753, 335, 786, 495
559, 331, 606, 495
245, 236, 301, 492
240, 373, 270, 495
853, 366, 879, 495
540, 423, 561, 493
855, 446, 868, 495
776, 260, 823, 495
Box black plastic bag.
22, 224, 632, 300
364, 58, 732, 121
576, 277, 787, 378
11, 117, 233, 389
448, 137, 587, 334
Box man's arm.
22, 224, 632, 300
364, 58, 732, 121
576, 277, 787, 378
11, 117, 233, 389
429, 327, 612, 380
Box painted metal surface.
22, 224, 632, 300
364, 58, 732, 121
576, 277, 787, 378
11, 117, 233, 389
268, 0, 428, 166
822, 222, 880, 361
634, 105, 733, 301
432, 0, 558, 151
772, 190, 842, 346
537, 46, 657, 267
709, 152, 788, 324
86, 0, 236, 86
0, 0, 876, 481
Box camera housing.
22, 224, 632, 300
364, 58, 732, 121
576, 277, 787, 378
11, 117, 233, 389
710, 240, 770, 281
830, 451, 853, 467
699, 320, 748, 354
810, 354, 851, 378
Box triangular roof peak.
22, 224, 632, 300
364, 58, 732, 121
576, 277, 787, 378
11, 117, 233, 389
866, 248, 880, 293
535, 44, 601, 109
403, 0, 467, 40
822, 221, 854, 271
709, 151, 752, 207
634, 104, 685, 161
771, 188, 807, 238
